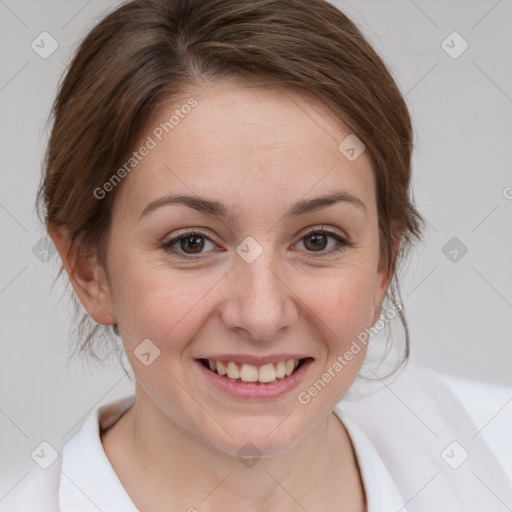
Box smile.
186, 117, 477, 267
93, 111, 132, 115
195, 356, 314, 399
199, 358, 307, 384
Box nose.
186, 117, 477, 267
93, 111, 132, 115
220, 248, 298, 342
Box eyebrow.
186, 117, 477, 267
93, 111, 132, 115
137, 190, 366, 222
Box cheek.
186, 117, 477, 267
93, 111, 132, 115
105, 247, 209, 342
302, 263, 377, 332
298, 263, 376, 377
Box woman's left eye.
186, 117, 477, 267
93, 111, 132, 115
295, 228, 351, 256
161, 227, 352, 260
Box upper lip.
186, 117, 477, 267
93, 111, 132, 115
196, 354, 311, 366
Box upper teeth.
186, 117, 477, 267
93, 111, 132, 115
208, 359, 300, 384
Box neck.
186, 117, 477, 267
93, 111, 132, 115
102, 384, 366, 512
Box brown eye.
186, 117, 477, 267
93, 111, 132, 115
303, 233, 329, 252
296, 228, 351, 256
162, 231, 216, 258
179, 234, 205, 254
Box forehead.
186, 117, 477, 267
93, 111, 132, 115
113, 81, 376, 222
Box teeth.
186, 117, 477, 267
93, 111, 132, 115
240, 364, 259, 382
205, 358, 302, 384
227, 361, 240, 380
217, 361, 227, 376
258, 363, 276, 383
275, 361, 286, 379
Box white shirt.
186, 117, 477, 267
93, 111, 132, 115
2, 363, 511, 511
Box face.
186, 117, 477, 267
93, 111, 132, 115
86, 81, 391, 456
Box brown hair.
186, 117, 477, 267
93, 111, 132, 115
37, 0, 425, 370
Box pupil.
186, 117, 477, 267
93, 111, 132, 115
305, 234, 326, 251
181, 235, 204, 253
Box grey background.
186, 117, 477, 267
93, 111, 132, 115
1, 0, 511, 501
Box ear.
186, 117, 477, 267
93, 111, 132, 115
48, 223, 116, 326
371, 232, 402, 325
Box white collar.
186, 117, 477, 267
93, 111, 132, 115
333, 407, 408, 511
59, 395, 404, 511
59, 395, 138, 511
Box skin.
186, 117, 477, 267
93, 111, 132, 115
50, 80, 397, 511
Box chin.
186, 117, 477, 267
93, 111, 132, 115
201, 415, 310, 460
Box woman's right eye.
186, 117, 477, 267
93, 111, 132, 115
161, 231, 216, 259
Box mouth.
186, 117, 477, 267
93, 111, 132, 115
197, 357, 311, 385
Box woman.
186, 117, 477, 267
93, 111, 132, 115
6, 0, 510, 510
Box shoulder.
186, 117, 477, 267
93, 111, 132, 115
336, 362, 512, 511
342, 362, 511, 433
342, 362, 511, 466
0, 457, 62, 512
0, 395, 136, 512
429, 367, 512, 481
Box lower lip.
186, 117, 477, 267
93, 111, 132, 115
194, 358, 313, 400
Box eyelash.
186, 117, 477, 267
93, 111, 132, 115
161, 226, 353, 260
